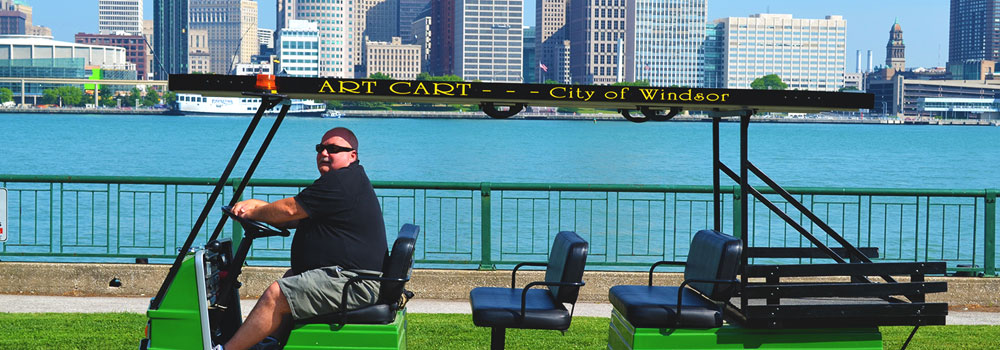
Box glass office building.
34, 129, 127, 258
626, 0, 706, 87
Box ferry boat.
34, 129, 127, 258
175, 93, 326, 116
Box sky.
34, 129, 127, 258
34, 0, 947, 69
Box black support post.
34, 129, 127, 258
712, 116, 721, 231
491, 327, 506, 350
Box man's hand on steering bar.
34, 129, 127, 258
233, 199, 269, 218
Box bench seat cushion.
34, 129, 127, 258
609, 285, 723, 329
297, 304, 398, 325
470, 287, 571, 330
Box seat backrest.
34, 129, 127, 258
683, 229, 742, 301
377, 224, 420, 305
543, 231, 589, 304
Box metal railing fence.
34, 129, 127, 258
1, 175, 995, 275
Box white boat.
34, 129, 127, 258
176, 93, 326, 116
323, 110, 344, 118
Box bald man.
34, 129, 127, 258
220, 127, 387, 350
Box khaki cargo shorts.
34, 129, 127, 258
277, 266, 381, 320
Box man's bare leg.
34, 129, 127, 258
223, 282, 293, 350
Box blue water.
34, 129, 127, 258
2, 113, 999, 190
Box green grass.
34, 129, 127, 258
0, 312, 998, 350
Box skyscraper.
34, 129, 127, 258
190, 0, 258, 74
278, 0, 354, 78
153, 0, 188, 79
99, 0, 143, 35
711, 14, 846, 91
949, 0, 1000, 63
454, 0, 523, 82
399, 0, 429, 44
568, 0, 626, 85
355, 0, 399, 76
278, 20, 320, 77
429, 0, 455, 76
886, 20, 905, 71
535, 0, 570, 83
626, 0, 706, 87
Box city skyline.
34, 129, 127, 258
32, 0, 947, 70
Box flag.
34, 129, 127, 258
539, 62, 549, 72
643, 63, 651, 71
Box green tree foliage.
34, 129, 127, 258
42, 86, 84, 106
415, 73, 464, 82
326, 100, 343, 109
98, 88, 117, 107
543, 79, 559, 84
142, 86, 160, 107
123, 87, 142, 107
0, 87, 13, 103
611, 80, 650, 87
750, 74, 788, 90
368, 72, 393, 80
162, 91, 177, 105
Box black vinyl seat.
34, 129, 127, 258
469, 231, 589, 350
298, 224, 420, 325
608, 229, 742, 329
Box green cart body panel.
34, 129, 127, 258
284, 309, 407, 350
145, 253, 209, 350
608, 309, 882, 350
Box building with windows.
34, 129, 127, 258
366, 37, 420, 80
0, 9, 24, 34
278, 19, 320, 77
258, 28, 274, 50
568, 0, 626, 85
523, 26, 536, 83
153, 0, 187, 78
399, 0, 429, 44
190, 0, 258, 74
710, 14, 847, 91
626, 0, 705, 87
886, 20, 905, 71
703, 22, 724, 88
75, 32, 149, 80
188, 28, 211, 73
99, 0, 143, 35
412, 14, 431, 74
535, 0, 570, 83
429, 0, 455, 76
868, 76, 1000, 117
278, 0, 354, 78
0, 35, 134, 103
454, 0, 523, 82
355, 0, 398, 76
949, 0, 1000, 64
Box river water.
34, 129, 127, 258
3, 113, 999, 190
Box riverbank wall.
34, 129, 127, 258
1, 262, 997, 307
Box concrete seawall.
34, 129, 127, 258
1, 262, 997, 307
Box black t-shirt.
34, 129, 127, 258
291, 161, 387, 273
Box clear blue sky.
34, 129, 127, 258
34, 0, 947, 69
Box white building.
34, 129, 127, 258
713, 14, 847, 91
366, 37, 421, 80
278, 0, 354, 78
278, 20, 320, 77
99, 0, 143, 35
189, 0, 258, 74
258, 28, 274, 50
455, 0, 523, 82
626, 0, 705, 87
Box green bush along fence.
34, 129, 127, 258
0, 175, 996, 275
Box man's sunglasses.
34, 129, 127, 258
315, 143, 355, 154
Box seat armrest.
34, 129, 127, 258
648, 261, 685, 286
512, 262, 548, 288
337, 274, 411, 321
519, 280, 586, 321
675, 278, 740, 317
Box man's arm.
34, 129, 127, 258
238, 197, 309, 225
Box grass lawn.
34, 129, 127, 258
0, 312, 997, 350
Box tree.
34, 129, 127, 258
123, 87, 142, 107
162, 91, 177, 105
542, 79, 559, 84
750, 74, 788, 90
42, 86, 84, 106
0, 87, 12, 103
368, 72, 393, 80
415, 73, 463, 82
98, 88, 117, 107
142, 86, 160, 107
611, 80, 650, 87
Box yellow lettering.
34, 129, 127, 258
604, 90, 618, 100
433, 83, 455, 96
361, 81, 377, 93
706, 93, 719, 102
639, 89, 658, 100
414, 82, 430, 95
457, 83, 471, 96
721, 93, 730, 102
550, 87, 567, 99
667, 92, 678, 100
620, 87, 630, 99
581, 90, 594, 101
694, 93, 704, 101
680, 89, 692, 101
319, 80, 335, 93
339, 81, 360, 94
389, 81, 411, 94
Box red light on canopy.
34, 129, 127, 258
255, 74, 277, 92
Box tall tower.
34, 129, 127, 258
190, 0, 258, 74
950, 0, 1000, 63
886, 20, 905, 71
278, 0, 354, 78
99, 0, 143, 35
153, 0, 188, 79
535, 0, 570, 83
568, 0, 626, 85
453, 0, 523, 82
626, 0, 706, 87
429, 0, 455, 76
